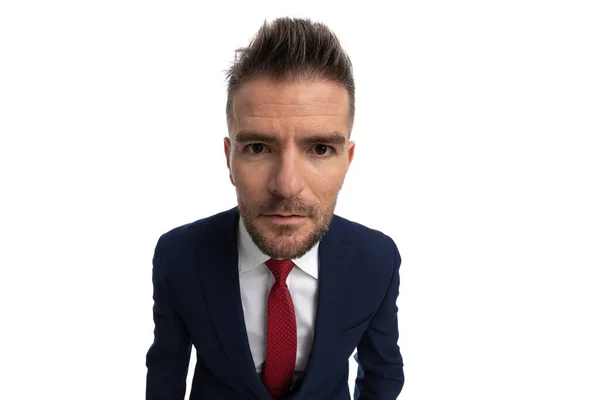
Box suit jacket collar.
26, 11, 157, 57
198, 207, 270, 399
291, 211, 356, 398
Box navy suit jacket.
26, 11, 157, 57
146, 207, 404, 399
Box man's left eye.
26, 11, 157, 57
312, 144, 332, 156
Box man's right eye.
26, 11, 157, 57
246, 143, 267, 154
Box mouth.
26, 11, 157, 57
261, 214, 308, 224
265, 213, 306, 217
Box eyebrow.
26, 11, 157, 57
235, 131, 278, 144
235, 131, 347, 146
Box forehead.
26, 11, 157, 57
231, 77, 350, 139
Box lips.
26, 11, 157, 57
261, 214, 308, 224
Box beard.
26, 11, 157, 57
238, 195, 336, 260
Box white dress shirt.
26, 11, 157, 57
237, 218, 319, 378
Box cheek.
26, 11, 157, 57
309, 169, 346, 199
233, 163, 269, 194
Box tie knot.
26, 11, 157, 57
265, 259, 295, 283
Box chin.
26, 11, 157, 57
242, 210, 330, 259
257, 226, 315, 259
263, 228, 306, 246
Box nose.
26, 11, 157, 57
268, 148, 304, 198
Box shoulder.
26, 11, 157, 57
329, 215, 401, 304
329, 215, 401, 284
154, 206, 238, 260
331, 214, 400, 261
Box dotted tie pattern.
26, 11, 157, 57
262, 258, 297, 399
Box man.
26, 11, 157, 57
146, 17, 404, 400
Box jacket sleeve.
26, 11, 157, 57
146, 239, 192, 400
354, 239, 404, 399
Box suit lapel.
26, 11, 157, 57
292, 216, 355, 397
199, 207, 271, 400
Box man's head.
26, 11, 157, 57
224, 17, 355, 260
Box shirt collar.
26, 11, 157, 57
237, 217, 319, 279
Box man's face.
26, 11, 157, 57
224, 77, 355, 259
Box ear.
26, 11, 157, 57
347, 140, 355, 170
224, 137, 235, 186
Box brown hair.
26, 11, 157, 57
225, 17, 355, 131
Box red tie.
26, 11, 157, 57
262, 258, 297, 399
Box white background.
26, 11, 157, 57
1, 1, 599, 399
